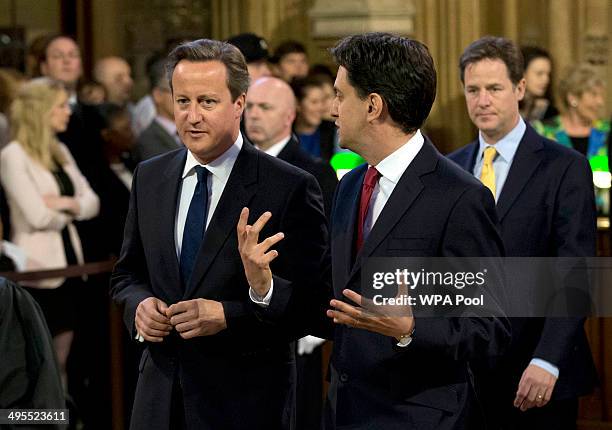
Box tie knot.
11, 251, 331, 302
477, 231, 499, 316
194, 166, 208, 183
483, 146, 497, 164
364, 166, 381, 188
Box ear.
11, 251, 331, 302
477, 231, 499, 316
234, 93, 246, 118
515, 78, 526, 101
366, 93, 384, 122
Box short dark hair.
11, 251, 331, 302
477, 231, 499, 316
290, 76, 325, 103
331, 32, 436, 134
272, 40, 307, 63
166, 39, 249, 101
459, 36, 524, 85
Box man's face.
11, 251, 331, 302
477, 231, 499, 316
41, 37, 82, 86
153, 84, 174, 121
245, 79, 295, 148
99, 58, 133, 105
331, 66, 368, 153
172, 60, 244, 164
278, 53, 308, 82
463, 59, 525, 144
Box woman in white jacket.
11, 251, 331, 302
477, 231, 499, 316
0, 77, 99, 388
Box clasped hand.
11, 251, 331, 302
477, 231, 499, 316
135, 296, 227, 342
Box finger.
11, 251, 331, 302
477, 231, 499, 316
513, 381, 530, 408
326, 309, 359, 327
342, 289, 363, 307
142, 316, 173, 331
156, 300, 169, 315
179, 328, 201, 339
330, 299, 365, 320
141, 327, 172, 337
166, 302, 190, 317
169, 311, 194, 326
175, 320, 198, 333
237, 207, 249, 245
245, 212, 272, 246
146, 309, 172, 325
257, 232, 285, 253
535, 389, 546, 407
543, 386, 553, 404
519, 385, 537, 411
260, 249, 280, 265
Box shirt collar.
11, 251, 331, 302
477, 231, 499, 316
155, 115, 177, 137
477, 117, 526, 163
373, 129, 425, 184
182, 133, 243, 183
256, 135, 291, 157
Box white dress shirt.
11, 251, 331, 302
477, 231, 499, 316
174, 134, 243, 258
256, 136, 291, 157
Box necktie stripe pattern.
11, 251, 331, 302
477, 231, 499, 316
480, 146, 497, 198
180, 166, 209, 286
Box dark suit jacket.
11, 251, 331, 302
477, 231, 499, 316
110, 141, 328, 430
0, 278, 65, 413
134, 119, 181, 163
278, 135, 338, 218
268, 138, 511, 430
448, 124, 598, 407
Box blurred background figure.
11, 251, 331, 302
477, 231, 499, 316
131, 51, 166, 137
133, 57, 181, 162
309, 64, 336, 122
291, 76, 337, 162
227, 32, 271, 81
0, 68, 25, 149
271, 40, 309, 82
520, 46, 558, 122
0, 77, 99, 389
39, 35, 83, 104
93, 56, 134, 107
89, 103, 135, 258
534, 63, 610, 214
77, 80, 106, 105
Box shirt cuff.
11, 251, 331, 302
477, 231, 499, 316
249, 280, 274, 307
530, 358, 559, 378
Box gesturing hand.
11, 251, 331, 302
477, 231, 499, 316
135, 297, 172, 342
236, 207, 285, 297
166, 299, 227, 339
327, 284, 414, 341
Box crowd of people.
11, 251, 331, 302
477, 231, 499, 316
0, 28, 610, 430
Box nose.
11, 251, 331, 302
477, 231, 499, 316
187, 103, 202, 124
331, 97, 339, 118
477, 90, 491, 107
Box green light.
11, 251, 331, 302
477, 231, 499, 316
330, 152, 366, 172
589, 155, 609, 172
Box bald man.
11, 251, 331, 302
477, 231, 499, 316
245, 77, 337, 216
94, 56, 134, 106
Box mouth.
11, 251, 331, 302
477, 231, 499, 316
185, 130, 207, 138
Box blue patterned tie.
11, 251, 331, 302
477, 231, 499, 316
180, 166, 209, 287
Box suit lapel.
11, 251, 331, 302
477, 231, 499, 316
332, 165, 365, 291
184, 143, 258, 298
496, 126, 543, 221
156, 149, 186, 301
346, 139, 437, 287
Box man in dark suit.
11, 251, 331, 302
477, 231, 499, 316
110, 39, 328, 430
245, 76, 337, 217
448, 36, 598, 430
134, 57, 183, 162
239, 32, 511, 430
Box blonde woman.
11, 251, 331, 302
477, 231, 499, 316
0, 77, 99, 388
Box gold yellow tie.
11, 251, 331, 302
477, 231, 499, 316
480, 146, 497, 198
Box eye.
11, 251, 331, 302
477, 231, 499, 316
176, 98, 189, 106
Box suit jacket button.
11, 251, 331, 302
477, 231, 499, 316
340, 373, 349, 383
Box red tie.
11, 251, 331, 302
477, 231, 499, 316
356, 166, 381, 252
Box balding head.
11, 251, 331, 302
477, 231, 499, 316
245, 77, 297, 150
94, 56, 133, 105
